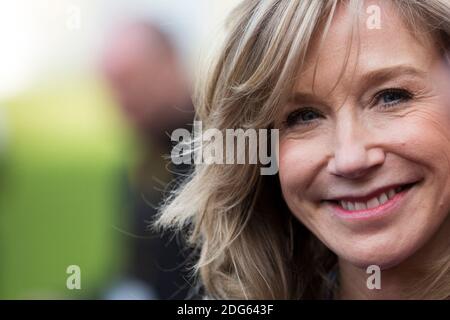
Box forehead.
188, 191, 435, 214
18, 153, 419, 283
295, 0, 438, 95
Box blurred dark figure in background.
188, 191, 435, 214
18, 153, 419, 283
101, 21, 194, 299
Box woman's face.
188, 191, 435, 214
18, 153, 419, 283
277, 1, 450, 269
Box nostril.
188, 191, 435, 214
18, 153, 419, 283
328, 147, 385, 179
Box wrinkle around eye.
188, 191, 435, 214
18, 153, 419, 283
280, 120, 331, 140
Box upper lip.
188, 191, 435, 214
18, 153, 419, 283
323, 182, 417, 202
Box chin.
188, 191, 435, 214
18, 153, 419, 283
334, 236, 423, 270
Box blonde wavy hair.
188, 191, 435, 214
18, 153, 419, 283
156, 0, 450, 299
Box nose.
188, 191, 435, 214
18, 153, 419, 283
327, 116, 385, 179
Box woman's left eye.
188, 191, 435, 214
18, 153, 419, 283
374, 88, 413, 108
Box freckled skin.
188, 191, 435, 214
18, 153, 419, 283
277, 0, 450, 277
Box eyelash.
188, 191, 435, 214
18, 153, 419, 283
373, 88, 413, 109
283, 88, 414, 128
284, 107, 323, 128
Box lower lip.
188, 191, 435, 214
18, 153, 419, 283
326, 186, 414, 220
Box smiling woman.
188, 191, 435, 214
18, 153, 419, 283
156, 0, 450, 299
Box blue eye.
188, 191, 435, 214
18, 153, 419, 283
376, 89, 413, 107
285, 108, 323, 127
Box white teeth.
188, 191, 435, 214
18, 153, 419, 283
387, 189, 396, 199
354, 202, 367, 210
335, 186, 403, 211
378, 193, 389, 205
347, 202, 355, 210
340, 201, 355, 211
366, 197, 380, 209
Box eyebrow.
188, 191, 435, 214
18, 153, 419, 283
289, 65, 428, 103
359, 65, 428, 88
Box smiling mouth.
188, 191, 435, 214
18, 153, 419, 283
323, 182, 417, 212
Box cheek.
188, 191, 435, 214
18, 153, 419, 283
278, 137, 336, 238
278, 138, 323, 203
379, 107, 450, 168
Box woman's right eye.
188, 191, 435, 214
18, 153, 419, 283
284, 107, 323, 128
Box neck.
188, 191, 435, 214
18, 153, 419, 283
338, 214, 450, 299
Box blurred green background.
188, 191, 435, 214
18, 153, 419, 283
0, 77, 133, 298
0, 0, 238, 299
